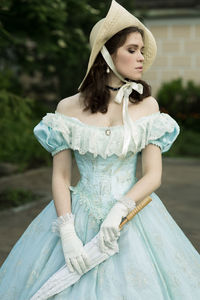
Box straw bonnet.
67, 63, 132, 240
78, 0, 157, 90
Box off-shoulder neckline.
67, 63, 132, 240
53, 110, 161, 130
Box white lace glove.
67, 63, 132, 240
99, 196, 136, 253
56, 213, 90, 275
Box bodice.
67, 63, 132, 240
68, 150, 138, 223
33, 110, 180, 223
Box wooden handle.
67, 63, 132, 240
119, 196, 152, 229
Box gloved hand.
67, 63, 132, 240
99, 196, 136, 253
58, 213, 90, 275
98, 202, 128, 253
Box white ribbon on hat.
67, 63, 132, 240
101, 46, 144, 156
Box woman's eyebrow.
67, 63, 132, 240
126, 44, 145, 49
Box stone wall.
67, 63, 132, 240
142, 18, 200, 97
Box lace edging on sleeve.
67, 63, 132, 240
147, 113, 180, 153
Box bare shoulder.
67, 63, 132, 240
142, 96, 160, 114
129, 95, 160, 121
56, 93, 81, 114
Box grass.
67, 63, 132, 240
0, 188, 40, 210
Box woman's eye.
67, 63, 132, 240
128, 50, 144, 55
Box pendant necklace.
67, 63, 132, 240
104, 85, 122, 136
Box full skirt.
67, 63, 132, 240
0, 190, 200, 300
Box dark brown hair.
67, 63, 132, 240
79, 26, 151, 114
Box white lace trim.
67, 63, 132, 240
41, 111, 180, 159
69, 185, 118, 224
51, 212, 74, 237
116, 195, 137, 213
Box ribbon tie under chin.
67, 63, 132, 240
114, 82, 143, 157
115, 82, 143, 104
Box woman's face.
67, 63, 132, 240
111, 32, 145, 81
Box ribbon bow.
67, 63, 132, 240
115, 82, 143, 104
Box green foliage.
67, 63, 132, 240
163, 126, 200, 158
157, 78, 200, 131
157, 78, 200, 158
0, 68, 22, 93
0, 188, 39, 210
0, 90, 51, 171
0, 0, 137, 99
0, 0, 95, 98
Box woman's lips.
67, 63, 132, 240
136, 67, 143, 71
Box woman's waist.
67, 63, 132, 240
69, 176, 138, 223
69, 174, 138, 198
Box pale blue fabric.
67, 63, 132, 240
0, 111, 200, 300
33, 121, 70, 156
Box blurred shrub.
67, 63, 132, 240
157, 78, 200, 131
0, 0, 137, 101
164, 125, 200, 158
156, 78, 200, 158
0, 188, 40, 210
0, 90, 51, 171
0, 68, 22, 94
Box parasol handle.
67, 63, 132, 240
119, 196, 152, 229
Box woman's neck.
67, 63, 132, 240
107, 72, 124, 88
107, 72, 136, 88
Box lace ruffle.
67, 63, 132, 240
42, 113, 71, 147
146, 113, 180, 153
40, 111, 180, 158
116, 195, 137, 213
51, 212, 74, 237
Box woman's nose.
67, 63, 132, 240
137, 51, 144, 61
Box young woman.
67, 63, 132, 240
0, 1, 200, 299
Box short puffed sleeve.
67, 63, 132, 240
147, 113, 180, 153
33, 116, 71, 156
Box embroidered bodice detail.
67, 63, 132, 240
69, 151, 138, 223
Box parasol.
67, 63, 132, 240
30, 196, 152, 300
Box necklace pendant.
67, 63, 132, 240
105, 128, 111, 136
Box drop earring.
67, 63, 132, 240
106, 66, 110, 74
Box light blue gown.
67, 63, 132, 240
0, 111, 200, 300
